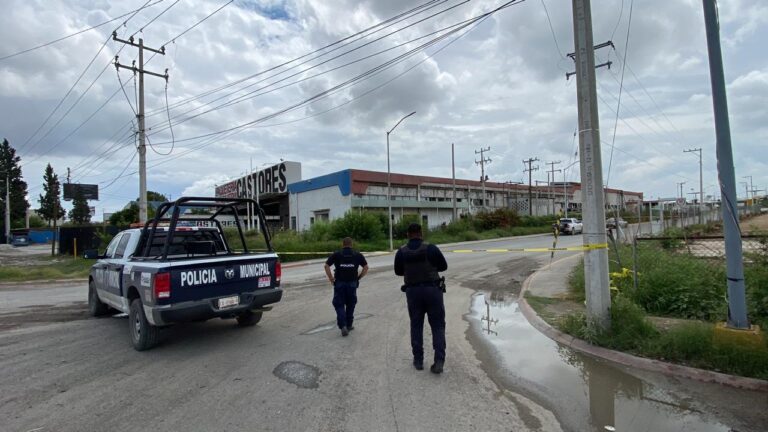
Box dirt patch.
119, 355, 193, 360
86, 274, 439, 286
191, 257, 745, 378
0, 302, 90, 331
744, 213, 768, 233
462, 257, 539, 297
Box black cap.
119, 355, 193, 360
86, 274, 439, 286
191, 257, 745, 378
407, 223, 422, 235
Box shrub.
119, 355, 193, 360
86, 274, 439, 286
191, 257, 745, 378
474, 209, 521, 230
329, 211, 384, 242
392, 214, 421, 239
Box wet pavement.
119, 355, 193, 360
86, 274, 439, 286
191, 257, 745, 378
465, 284, 768, 431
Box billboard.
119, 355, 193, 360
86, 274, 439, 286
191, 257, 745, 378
63, 183, 99, 201
215, 161, 301, 199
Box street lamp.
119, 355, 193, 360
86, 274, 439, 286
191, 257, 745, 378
387, 111, 416, 251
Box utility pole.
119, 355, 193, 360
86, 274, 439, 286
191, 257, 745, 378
4, 172, 9, 245
546, 160, 562, 216
742, 175, 754, 200
523, 157, 539, 215
684, 148, 704, 224
452, 143, 457, 222
676, 181, 686, 200
740, 182, 749, 200
475, 147, 491, 210
113, 32, 168, 223
572, 0, 611, 330
703, 0, 748, 329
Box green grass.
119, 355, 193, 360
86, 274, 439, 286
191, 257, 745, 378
557, 296, 768, 380
524, 293, 559, 321
0, 258, 93, 282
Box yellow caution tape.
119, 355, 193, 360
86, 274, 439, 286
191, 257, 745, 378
274, 243, 609, 255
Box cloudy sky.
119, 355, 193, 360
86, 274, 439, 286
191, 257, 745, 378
1, 0, 766, 218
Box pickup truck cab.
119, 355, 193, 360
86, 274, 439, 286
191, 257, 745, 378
87, 197, 281, 351
559, 217, 583, 235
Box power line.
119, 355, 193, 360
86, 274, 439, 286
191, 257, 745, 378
605, 0, 633, 187
147, 1, 524, 147
0, 0, 166, 61
148, 3, 485, 134
143, 0, 448, 120
539, 0, 565, 58
145, 0, 467, 132
163, 0, 234, 46
95, 2, 511, 185
17, 0, 155, 152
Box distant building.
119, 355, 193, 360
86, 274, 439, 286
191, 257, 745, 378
287, 169, 642, 231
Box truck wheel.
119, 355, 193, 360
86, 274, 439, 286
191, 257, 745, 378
88, 282, 110, 317
129, 298, 159, 351
236, 310, 263, 327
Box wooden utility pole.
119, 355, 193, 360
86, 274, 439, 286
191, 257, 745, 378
523, 157, 539, 215
572, 0, 610, 330
113, 32, 167, 223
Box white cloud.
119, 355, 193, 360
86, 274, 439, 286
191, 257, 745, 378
2, 0, 767, 219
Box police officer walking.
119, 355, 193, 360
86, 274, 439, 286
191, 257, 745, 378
394, 223, 448, 374
324, 237, 368, 336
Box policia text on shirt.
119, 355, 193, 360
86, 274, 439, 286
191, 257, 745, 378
394, 223, 449, 374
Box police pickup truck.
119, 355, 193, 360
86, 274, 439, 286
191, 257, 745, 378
86, 197, 282, 351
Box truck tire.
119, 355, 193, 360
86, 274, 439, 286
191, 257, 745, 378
129, 298, 159, 351
236, 310, 263, 327
88, 281, 110, 317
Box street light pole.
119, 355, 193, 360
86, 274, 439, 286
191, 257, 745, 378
386, 111, 416, 252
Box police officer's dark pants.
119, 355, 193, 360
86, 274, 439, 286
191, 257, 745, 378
405, 283, 446, 364
332, 280, 358, 329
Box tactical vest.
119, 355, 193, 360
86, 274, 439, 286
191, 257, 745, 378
335, 249, 359, 282
400, 242, 440, 286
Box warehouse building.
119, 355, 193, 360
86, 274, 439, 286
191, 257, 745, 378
287, 169, 642, 231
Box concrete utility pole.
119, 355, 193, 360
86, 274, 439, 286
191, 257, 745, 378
113, 33, 167, 223
4, 172, 9, 245
740, 182, 749, 200
452, 143, 457, 222
475, 147, 491, 210
677, 181, 686, 200
572, 0, 611, 330
702, 0, 749, 329
684, 148, 704, 224
743, 175, 754, 200
546, 160, 562, 216
523, 157, 539, 215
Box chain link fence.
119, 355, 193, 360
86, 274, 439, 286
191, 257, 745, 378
604, 234, 768, 325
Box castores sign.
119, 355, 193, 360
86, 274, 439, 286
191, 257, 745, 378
215, 162, 301, 199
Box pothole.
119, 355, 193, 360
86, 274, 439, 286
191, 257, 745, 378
273, 361, 321, 389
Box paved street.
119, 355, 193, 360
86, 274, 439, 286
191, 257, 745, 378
1, 233, 766, 432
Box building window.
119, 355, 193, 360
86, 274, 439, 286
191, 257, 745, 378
421, 214, 428, 226
291, 216, 296, 230
310, 217, 315, 226
314, 210, 329, 222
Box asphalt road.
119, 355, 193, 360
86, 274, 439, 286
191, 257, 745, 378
1, 233, 765, 432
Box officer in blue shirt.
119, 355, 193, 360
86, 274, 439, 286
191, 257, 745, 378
324, 237, 368, 336
394, 223, 448, 374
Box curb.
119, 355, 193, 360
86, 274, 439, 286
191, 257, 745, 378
518, 255, 768, 392
0, 278, 87, 287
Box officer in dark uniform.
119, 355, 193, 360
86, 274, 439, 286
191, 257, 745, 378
324, 237, 368, 336
394, 223, 448, 374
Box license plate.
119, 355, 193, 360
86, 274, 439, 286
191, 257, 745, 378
218, 295, 239, 309
258, 276, 271, 288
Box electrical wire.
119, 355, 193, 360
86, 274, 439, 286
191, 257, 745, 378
98, 1, 517, 184
117, 68, 138, 115
163, 0, 233, 46
17, 0, 154, 152
605, 0, 633, 187
131, 0, 181, 37
148, 2, 481, 134
143, 0, 447, 119
540, 0, 565, 59
0, 0, 166, 61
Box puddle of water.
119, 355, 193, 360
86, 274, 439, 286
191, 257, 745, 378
273, 361, 321, 389
469, 292, 761, 432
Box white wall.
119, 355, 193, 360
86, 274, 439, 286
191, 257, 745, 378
289, 186, 352, 231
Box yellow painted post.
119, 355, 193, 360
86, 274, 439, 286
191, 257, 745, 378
74, 238, 77, 259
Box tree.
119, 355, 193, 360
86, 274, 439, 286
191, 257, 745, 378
37, 164, 65, 225
0, 138, 30, 232
109, 203, 139, 227
144, 191, 169, 202
68, 188, 91, 224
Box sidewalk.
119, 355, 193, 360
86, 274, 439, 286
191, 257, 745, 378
517, 254, 768, 391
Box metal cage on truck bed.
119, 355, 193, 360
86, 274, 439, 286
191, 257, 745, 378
135, 197, 273, 260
